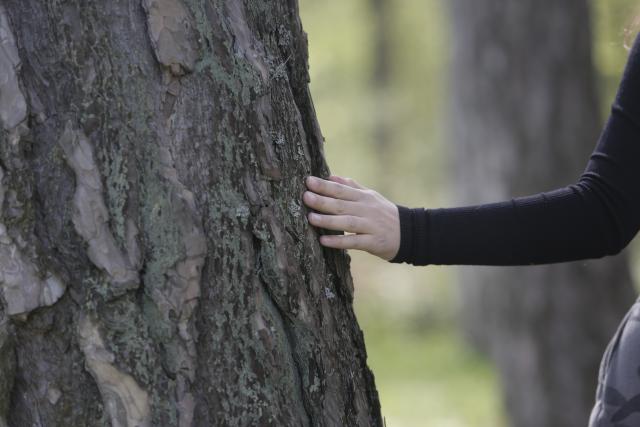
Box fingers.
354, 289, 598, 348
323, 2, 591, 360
328, 175, 366, 190
319, 233, 372, 250
305, 176, 362, 201
303, 191, 362, 215
308, 212, 371, 233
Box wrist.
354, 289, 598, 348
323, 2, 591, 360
388, 206, 431, 266
389, 205, 414, 264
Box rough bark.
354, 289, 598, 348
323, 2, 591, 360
448, 2, 636, 427
0, 0, 382, 426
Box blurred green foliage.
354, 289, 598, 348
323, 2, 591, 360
299, 0, 639, 425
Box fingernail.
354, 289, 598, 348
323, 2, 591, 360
306, 176, 317, 185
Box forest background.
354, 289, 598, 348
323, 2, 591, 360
299, 0, 639, 425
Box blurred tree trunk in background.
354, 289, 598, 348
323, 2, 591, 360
371, 0, 392, 194
0, 0, 382, 425
449, 1, 636, 426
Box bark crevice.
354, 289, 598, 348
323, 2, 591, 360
256, 268, 312, 427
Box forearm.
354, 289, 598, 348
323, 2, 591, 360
394, 189, 619, 266
391, 108, 640, 266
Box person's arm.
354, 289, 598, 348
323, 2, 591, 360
303, 35, 640, 266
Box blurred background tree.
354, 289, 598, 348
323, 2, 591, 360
300, 0, 640, 426
449, 1, 634, 426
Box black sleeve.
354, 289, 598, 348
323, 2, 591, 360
390, 35, 640, 266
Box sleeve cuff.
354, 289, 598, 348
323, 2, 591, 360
389, 205, 431, 265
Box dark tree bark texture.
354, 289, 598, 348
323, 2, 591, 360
449, 1, 636, 427
0, 1, 382, 426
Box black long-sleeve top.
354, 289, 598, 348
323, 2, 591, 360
390, 35, 640, 266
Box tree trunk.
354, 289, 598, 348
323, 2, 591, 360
448, 1, 636, 426
0, 1, 382, 426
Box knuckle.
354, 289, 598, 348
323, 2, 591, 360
347, 216, 357, 230
365, 236, 377, 251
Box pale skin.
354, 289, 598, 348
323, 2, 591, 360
302, 175, 401, 261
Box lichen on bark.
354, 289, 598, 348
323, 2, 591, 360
143, 145, 207, 426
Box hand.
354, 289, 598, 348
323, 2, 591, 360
302, 175, 401, 261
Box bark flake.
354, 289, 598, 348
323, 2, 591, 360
0, 166, 66, 317
141, 0, 200, 77
0, 4, 26, 131
78, 315, 151, 427
59, 122, 140, 297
